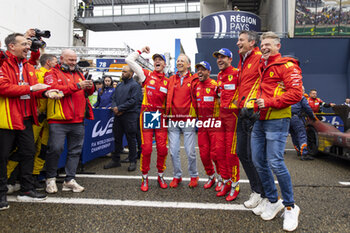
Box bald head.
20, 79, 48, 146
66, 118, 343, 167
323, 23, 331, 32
121, 65, 134, 80
60, 49, 77, 71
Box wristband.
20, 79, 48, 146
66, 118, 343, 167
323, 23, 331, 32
137, 50, 142, 55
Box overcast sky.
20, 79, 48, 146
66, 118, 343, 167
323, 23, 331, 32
88, 27, 200, 71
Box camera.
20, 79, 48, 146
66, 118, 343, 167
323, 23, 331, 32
239, 107, 260, 123
29, 28, 51, 52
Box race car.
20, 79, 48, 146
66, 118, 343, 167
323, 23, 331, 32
307, 105, 350, 161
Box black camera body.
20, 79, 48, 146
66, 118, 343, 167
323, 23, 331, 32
239, 107, 260, 123
29, 28, 51, 52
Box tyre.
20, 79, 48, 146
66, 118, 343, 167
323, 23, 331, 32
307, 126, 319, 156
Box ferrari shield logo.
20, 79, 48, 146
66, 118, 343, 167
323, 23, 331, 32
248, 64, 251, 69
163, 80, 167, 86
218, 81, 222, 86
187, 83, 190, 87
150, 80, 155, 85
196, 92, 200, 97
79, 78, 82, 82
228, 75, 233, 81
29, 72, 34, 76
206, 88, 211, 94
269, 72, 274, 77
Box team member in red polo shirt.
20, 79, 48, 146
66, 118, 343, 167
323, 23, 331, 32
166, 54, 199, 188
214, 48, 240, 201
192, 61, 221, 189
125, 46, 169, 192
307, 89, 334, 113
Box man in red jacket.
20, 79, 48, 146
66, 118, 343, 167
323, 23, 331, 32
192, 61, 221, 189
235, 30, 265, 209
166, 54, 199, 188
44, 49, 94, 194
214, 48, 240, 202
307, 89, 334, 113
251, 31, 303, 231
125, 46, 169, 191
0, 33, 59, 210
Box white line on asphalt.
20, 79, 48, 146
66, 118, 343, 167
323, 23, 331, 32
7, 196, 250, 211
284, 149, 295, 151
339, 181, 350, 186
74, 174, 279, 184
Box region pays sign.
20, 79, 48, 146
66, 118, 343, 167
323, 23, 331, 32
200, 11, 261, 38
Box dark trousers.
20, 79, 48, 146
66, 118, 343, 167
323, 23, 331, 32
113, 112, 138, 163
236, 116, 265, 197
0, 120, 35, 195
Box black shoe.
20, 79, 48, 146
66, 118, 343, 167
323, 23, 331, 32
17, 190, 47, 201
301, 155, 314, 161
120, 158, 130, 163
103, 160, 121, 169
0, 195, 9, 211
128, 162, 137, 172
33, 178, 45, 191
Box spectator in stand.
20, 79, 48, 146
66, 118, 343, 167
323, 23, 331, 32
44, 49, 95, 194
0, 33, 60, 209
344, 98, 350, 107
94, 76, 114, 109
78, 2, 84, 18
307, 89, 335, 113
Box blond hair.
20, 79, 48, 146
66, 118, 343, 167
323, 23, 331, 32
260, 31, 280, 45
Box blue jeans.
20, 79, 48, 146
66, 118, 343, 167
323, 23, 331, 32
168, 123, 198, 178
251, 118, 294, 207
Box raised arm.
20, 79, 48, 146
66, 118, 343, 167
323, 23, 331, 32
125, 46, 150, 83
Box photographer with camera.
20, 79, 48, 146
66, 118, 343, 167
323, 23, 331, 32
235, 30, 266, 210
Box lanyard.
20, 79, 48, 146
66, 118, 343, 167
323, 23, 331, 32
18, 62, 24, 81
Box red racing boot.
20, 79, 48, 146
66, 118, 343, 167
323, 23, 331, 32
169, 177, 182, 188
226, 183, 240, 201
216, 180, 232, 197
215, 176, 223, 192
158, 175, 168, 189
140, 175, 149, 192
188, 177, 199, 188
204, 176, 216, 189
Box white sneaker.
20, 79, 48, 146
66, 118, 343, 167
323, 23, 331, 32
261, 199, 284, 221
45, 178, 58, 194
62, 179, 84, 193
252, 198, 269, 215
7, 184, 21, 194
244, 192, 262, 208
282, 205, 300, 232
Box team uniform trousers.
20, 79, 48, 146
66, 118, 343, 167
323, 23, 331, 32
216, 108, 240, 182
140, 108, 167, 174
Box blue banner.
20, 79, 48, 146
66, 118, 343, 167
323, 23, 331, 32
200, 10, 261, 38
316, 113, 344, 132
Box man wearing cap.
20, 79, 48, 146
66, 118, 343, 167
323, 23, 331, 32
213, 48, 241, 201
125, 46, 169, 192
235, 30, 266, 210
192, 61, 221, 189
166, 54, 199, 188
